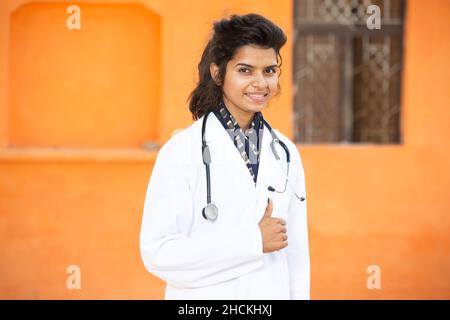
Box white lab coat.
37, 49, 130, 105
140, 113, 310, 300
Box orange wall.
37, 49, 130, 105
0, 0, 449, 299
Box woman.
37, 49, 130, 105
140, 13, 310, 300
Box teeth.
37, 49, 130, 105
245, 93, 268, 104
246, 93, 266, 97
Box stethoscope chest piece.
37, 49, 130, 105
202, 203, 218, 223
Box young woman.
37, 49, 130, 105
140, 13, 310, 300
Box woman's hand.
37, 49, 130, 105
258, 198, 288, 253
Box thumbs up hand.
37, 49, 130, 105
258, 198, 288, 253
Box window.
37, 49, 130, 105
293, 0, 405, 143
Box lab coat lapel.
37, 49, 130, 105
254, 124, 277, 222
205, 113, 256, 197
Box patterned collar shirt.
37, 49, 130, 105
212, 99, 265, 184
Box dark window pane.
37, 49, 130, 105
293, 0, 404, 144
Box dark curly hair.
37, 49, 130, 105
187, 13, 287, 120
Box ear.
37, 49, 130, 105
210, 63, 221, 86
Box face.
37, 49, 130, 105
210, 45, 280, 116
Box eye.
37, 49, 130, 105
265, 67, 277, 74
238, 67, 251, 73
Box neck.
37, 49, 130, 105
223, 97, 255, 131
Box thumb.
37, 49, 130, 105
263, 198, 273, 218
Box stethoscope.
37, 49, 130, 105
201, 111, 305, 223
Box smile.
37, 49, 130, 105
244, 93, 268, 103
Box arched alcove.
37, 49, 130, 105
9, 3, 161, 148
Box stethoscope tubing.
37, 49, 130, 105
201, 111, 304, 223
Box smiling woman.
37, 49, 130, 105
140, 13, 310, 300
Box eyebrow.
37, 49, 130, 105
234, 63, 278, 69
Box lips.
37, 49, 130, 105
244, 93, 268, 103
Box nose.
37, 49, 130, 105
251, 71, 268, 88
